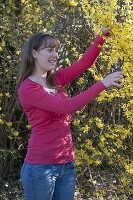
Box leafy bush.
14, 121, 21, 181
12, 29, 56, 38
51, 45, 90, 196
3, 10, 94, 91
0, 0, 132, 198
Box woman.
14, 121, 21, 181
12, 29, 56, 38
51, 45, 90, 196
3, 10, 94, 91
18, 27, 123, 200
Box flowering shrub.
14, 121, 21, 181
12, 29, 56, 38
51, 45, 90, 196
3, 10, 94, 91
0, 0, 132, 198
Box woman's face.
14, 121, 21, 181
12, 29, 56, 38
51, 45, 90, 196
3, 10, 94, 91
33, 46, 59, 73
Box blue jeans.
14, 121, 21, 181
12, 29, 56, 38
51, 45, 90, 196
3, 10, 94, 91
20, 162, 76, 200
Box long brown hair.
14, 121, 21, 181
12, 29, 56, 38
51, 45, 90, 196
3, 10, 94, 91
7, 33, 60, 119
18, 32, 60, 88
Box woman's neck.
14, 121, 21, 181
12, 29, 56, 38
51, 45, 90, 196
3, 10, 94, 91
28, 74, 48, 88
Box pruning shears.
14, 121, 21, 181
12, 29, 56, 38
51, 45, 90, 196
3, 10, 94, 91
113, 57, 124, 72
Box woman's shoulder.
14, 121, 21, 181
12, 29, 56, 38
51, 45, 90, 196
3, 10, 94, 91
18, 78, 41, 94
18, 78, 57, 96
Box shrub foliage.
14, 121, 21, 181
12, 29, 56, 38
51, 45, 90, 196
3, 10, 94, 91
0, 0, 132, 198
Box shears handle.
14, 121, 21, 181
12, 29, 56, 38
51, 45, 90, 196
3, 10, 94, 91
113, 58, 124, 72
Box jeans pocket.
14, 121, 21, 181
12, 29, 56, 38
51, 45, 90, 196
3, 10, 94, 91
69, 162, 76, 170
62, 162, 76, 178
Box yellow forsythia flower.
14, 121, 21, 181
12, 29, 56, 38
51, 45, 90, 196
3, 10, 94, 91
69, 0, 78, 6
5, 92, 11, 97
6, 122, 13, 127
73, 119, 80, 126
125, 163, 133, 175
8, 136, 13, 140
13, 131, 19, 137
95, 160, 102, 165
26, 124, 31, 129
77, 77, 84, 85
0, 119, 4, 124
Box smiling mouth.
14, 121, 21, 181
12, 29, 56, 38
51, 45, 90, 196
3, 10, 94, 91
49, 61, 57, 65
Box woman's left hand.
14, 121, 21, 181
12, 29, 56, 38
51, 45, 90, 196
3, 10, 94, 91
101, 26, 112, 36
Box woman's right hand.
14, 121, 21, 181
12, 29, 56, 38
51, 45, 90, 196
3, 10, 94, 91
101, 71, 124, 88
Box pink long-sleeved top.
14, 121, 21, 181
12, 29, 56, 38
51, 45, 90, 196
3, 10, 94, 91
18, 35, 106, 164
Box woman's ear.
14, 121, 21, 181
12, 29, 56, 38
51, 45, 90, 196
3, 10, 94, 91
32, 49, 38, 59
